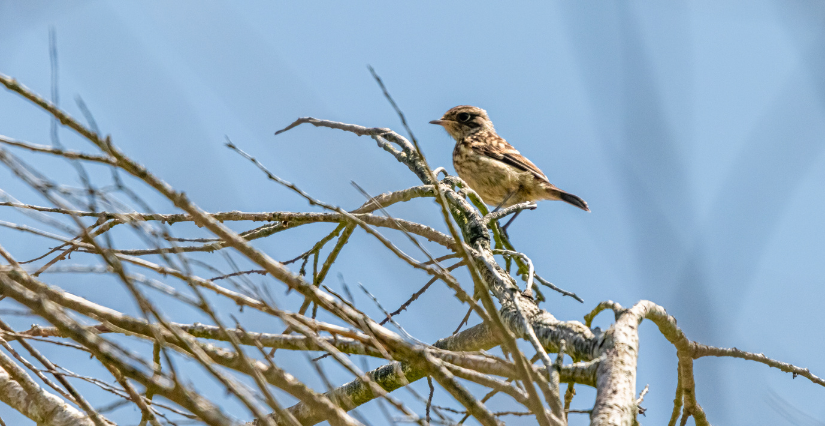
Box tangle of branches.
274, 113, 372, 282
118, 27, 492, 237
0, 70, 821, 426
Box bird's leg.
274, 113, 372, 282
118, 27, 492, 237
500, 210, 522, 239
491, 188, 518, 213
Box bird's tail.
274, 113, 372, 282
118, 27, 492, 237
553, 189, 590, 212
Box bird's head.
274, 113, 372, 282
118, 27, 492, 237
430, 105, 494, 140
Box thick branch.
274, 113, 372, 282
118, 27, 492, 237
0, 349, 94, 426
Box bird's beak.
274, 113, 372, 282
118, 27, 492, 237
429, 119, 447, 126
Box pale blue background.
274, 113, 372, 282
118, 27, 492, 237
1, 2, 824, 425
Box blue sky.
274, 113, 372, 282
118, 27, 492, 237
1, 1, 824, 425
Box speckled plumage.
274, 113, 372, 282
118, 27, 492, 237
431, 105, 589, 211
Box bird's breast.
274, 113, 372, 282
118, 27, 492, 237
453, 141, 524, 206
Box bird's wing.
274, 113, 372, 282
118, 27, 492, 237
471, 136, 551, 182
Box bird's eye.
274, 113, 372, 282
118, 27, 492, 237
457, 112, 471, 122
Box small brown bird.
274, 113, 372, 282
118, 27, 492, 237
430, 105, 590, 215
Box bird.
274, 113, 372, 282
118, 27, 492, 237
430, 105, 589, 219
